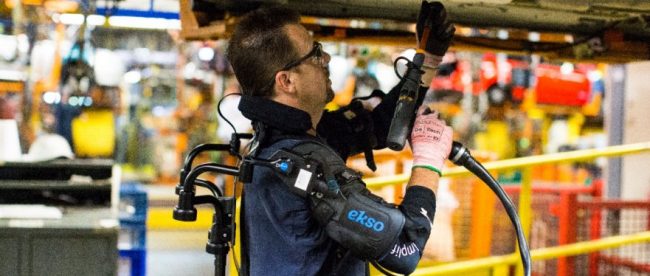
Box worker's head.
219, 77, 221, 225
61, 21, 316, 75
227, 6, 333, 116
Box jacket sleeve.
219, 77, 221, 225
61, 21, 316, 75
288, 141, 437, 274
376, 186, 436, 274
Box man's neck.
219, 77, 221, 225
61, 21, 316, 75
306, 127, 317, 136
309, 113, 321, 134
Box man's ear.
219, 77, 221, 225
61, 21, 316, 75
275, 70, 297, 96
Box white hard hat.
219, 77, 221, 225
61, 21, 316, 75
24, 133, 74, 162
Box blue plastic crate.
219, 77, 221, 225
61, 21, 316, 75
119, 182, 148, 222
118, 182, 148, 276
119, 248, 146, 276
119, 222, 147, 249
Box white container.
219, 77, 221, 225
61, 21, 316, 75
0, 119, 22, 161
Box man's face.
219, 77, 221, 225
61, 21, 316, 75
284, 24, 334, 112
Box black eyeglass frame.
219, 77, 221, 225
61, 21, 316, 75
279, 41, 323, 71
261, 41, 323, 93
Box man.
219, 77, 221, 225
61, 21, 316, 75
227, 2, 455, 275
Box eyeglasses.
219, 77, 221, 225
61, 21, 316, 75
262, 41, 324, 93
280, 41, 324, 71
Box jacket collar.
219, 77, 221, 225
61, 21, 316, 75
238, 95, 313, 134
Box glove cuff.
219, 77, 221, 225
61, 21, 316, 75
412, 164, 442, 176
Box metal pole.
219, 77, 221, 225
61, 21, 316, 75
604, 65, 626, 199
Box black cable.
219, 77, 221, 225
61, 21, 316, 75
466, 158, 531, 276
393, 56, 413, 81
211, 92, 251, 275
215, 92, 247, 275
393, 55, 429, 89
229, 241, 241, 274
449, 142, 532, 276
217, 92, 243, 141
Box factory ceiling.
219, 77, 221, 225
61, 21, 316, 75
183, 0, 650, 62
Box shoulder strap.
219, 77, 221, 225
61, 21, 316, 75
242, 135, 350, 197
290, 140, 348, 193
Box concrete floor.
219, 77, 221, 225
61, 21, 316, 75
118, 230, 217, 276
145, 230, 216, 276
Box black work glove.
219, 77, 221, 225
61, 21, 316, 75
416, 1, 455, 57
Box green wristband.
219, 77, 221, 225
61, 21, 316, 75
412, 165, 442, 176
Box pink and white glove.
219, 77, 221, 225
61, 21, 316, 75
410, 106, 453, 176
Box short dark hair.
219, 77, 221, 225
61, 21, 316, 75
227, 6, 302, 97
